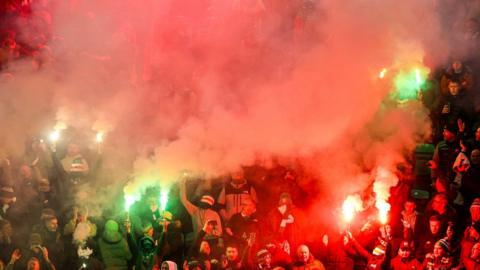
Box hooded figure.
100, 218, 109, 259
99, 220, 132, 270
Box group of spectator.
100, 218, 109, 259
2, 0, 480, 270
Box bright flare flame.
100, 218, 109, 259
96, 132, 104, 143
377, 200, 390, 225
415, 68, 421, 85
124, 194, 139, 212
373, 167, 398, 225
342, 195, 363, 223
160, 189, 169, 211
49, 130, 60, 142
379, 68, 387, 79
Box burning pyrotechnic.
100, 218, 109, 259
342, 194, 363, 223
392, 66, 429, 101
160, 189, 169, 212
379, 68, 388, 79
49, 130, 61, 142
373, 167, 398, 225
96, 132, 104, 143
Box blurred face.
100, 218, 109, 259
297, 245, 310, 263
67, 143, 80, 156
199, 240, 211, 255
1, 222, 12, 238
472, 150, 480, 165
443, 129, 455, 142
471, 206, 480, 222
226, 247, 239, 261
27, 258, 40, 270
476, 128, 480, 141
471, 245, 480, 260
448, 82, 460, 95
452, 61, 463, 72
241, 200, 255, 216
433, 244, 445, 258
399, 247, 411, 259
45, 218, 58, 232
430, 220, 440, 235
231, 170, 245, 184
404, 201, 416, 214
260, 254, 272, 267
432, 196, 447, 213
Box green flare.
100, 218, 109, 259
160, 189, 169, 211
392, 68, 427, 101
124, 194, 138, 212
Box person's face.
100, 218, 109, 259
448, 82, 460, 96
452, 61, 463, 72
471, 207, 480, 222
226, 247, 239, 261
67, 143, 80, 156
404, 201, 416, 214
433, 244, 445, 258
471, 245, 480, 260
430, 220, 440, 235
241, 200, 255, 216
443, 129, 455, 142
200, 240, 211, 255
475, 128, 480, 141
297, 246, 309, 263
231, 170, 245, 184
45, 218, 58, 232
27, 259, 40, 270
399, 247, 411, 259
1, 222, 12, 237
261, 254, 272, 267
432, 196, 447, 212
0, 197, 13, 205
161, 262, 169, 270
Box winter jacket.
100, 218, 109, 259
218, 180, 257, 221
98, 234, 132, 269
292, 255, 325, 270
390, 256, 422, 270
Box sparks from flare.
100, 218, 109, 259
342, 195, 363, 224
96, 132, 104, 143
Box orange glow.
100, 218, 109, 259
342, 195, 362, 223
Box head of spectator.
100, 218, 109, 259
161, 261, 178, 270
471, 242, 480, 261
433, 239, 449, 258
37, 178, 51, 193
230, 169, 246, 185
451, 60, 464, 74
103, 220, 122, 243
0, 219, 12, 243
472, 150, 480, 166
185, 260, 204, 270
404, 199, 416, 215
28, 233, 43, 253
0, 186, 15, 206
142, 222, 154, 238
398, 240, 414, 262
199, 240, 211, 256
198, 194, 215, 210
27, 257, 41, 270
256, 249, 272, 269
226, 243, 240, 263
19, 164, 33, 180
471, 198, 480, 222
429, 215, 441, 236
44, 215, 58, 233
296, 245, 311, 264
431, 193, 448, 215
278, 192, 293, 215
447, 80, 461, 96
241, 198, 256, 217
67, 142, 81, 157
